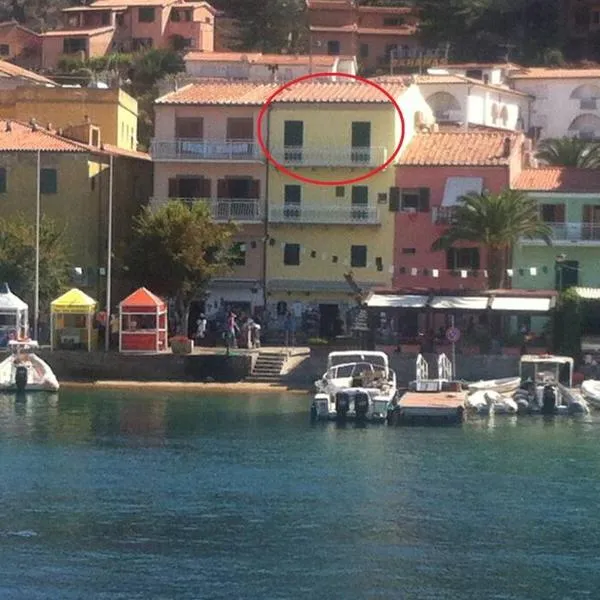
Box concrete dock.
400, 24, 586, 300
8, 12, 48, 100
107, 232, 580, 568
392, 390, 466, 424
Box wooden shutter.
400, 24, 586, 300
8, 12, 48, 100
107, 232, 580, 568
249, 179, 260, 198
418, 187, 430, 212
351, 186, 368, 205
555, 203, 565, 222
389, 187, 400, 211
201, 178, 211, 198
168, 178, 178, 197
217, 179, 228, 198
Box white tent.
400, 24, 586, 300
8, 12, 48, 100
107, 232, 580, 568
0, 282, 28, 347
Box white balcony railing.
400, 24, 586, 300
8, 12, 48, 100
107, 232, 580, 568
270, 146, 388, 168
521, 222, 600, 244
269, 204, 380, 225
151, 138, 262, 161
151, 197, 262, 222
432, 206, 457, 225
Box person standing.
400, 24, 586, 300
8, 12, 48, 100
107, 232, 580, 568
227, 311, 239, 349
110, 313, 119, 350
283, 311, 295, 347
195, 313, 207, 345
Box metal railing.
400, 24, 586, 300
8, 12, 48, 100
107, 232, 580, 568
270, 146, 387, 167
151, 197, 262, 221
151, 138, 262, 161
431, 206, 457, 225
522, 222, 600, 243
269, 204, 380, 224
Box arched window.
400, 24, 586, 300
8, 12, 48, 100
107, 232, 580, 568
568, 114, 600, 140
426, 92, 461, 122
570, 84, 600, 110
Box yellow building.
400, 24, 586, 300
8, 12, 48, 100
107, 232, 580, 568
0, 86, 138, 150
0, 119, 152, 308
265, 80, 432, 339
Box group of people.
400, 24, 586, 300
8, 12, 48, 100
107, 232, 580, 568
195, 311, 262, 350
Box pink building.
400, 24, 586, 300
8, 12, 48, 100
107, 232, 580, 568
392, 129, 525, 291
39, 0, 216, 69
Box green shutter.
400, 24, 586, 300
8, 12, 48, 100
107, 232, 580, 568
418, 187, 430, 212
389, 187, 400, 211
40, 168, 57, 194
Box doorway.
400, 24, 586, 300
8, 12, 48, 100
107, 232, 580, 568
319, 304, 340, 340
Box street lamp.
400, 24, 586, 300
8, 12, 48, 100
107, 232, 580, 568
555, 253, 567, 291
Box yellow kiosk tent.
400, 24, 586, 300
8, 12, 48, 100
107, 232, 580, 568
50, 288, 98, 351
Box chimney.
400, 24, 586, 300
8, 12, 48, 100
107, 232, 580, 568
502, 136, 511, 157
5, 120, 11, 132
46, 122, 52, 131
30, 118, 37, 132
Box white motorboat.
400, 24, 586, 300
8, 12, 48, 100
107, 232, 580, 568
485, 390, 518, 414
468, 377, 521, 395
311, 351, 397, 422
517, 354, 588, 415
580, 379, 600, 409
466, 390, 488, 413
0, 340, 59, 393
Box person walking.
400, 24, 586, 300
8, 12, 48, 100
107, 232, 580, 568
195, 313, 207, 346
227, 311, 239, 349
283, 311, 296, 347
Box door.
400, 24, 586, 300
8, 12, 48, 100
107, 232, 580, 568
555, 260, 579, 291
284, 120, 303, 162
351, 121, 371, 164
319, 304, 340, 340
351, 186, 369, 221
224, 177, 256, 219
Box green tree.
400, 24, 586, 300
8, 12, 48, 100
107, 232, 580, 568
553, 288, 581, 359
0, 213, 71, 311
535, 137, 600, 168
122, 201, 237, 335
431, 189, 553, 289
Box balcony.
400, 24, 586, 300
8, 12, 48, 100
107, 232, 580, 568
270, 146, 388, 168
151, 197, 262, 222
432, 206, 457, 225
521, 222, 600, 245
151, 139, 262, 162
269, 204, 380, 225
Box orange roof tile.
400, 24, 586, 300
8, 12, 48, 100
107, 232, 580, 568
444, 62, 521, 69
398, 131, 522, 167
120, 287, 165, 309
509, 67, 600, 80
358, 25, 417, 36
156, 79, 406, 105
513, 168, 600, 192
0, 60, 56, 85
42, 26, 114, 37
0, 120, 88, 152
0, 20, 41, 37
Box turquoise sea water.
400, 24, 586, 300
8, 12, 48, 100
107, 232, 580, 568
2, 390, 600, 599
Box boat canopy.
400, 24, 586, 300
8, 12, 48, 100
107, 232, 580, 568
327, 351, 389, 370
520, 355, 573, 387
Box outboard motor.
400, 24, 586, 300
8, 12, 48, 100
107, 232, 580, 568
541, 384, 557, 415
15, 365, 28, 393
354, 392, 369, 421
335, 392, 350, 420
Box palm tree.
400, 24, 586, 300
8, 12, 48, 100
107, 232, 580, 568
535, 137, 600, 168
431, 190, 553, 289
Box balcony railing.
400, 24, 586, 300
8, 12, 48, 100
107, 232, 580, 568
432, 206, 457, 225
270, 146, 388, 168
521, 222, 600, 243
269, 204, 380, 225
151, 138, 262, 161
151, 197, 262, 222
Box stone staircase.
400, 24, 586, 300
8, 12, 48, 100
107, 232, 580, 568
246, 351, 288, 383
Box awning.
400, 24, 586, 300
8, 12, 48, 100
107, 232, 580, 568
441, 177, 483, 207
51, 288, 97, 313
430, 296, 489, 310
573, 287, 600, 300
490, 296, 554, 312
366, 294, 429, 308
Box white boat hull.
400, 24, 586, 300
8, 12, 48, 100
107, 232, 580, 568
0, 353, 59, 392
581, 380, 600, 409
468, 377, 521, 395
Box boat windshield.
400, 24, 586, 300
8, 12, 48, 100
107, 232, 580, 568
328, 353, 387, 370
8, 341, 38, 355
521, 361, 571, 386
327, 362, 388, 380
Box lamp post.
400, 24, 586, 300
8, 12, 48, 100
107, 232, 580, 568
555, 253, 567, 292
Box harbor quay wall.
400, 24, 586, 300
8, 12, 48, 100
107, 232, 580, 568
34, 350, 253, 383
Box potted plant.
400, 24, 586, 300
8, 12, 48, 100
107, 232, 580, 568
170, 335, 194, 354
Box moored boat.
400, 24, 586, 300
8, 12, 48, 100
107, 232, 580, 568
580, 379, 600, 409
311, 351, 397, 422
0, 340, 59, 393
468, 376, 521, 395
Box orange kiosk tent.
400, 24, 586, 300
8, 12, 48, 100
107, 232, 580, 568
119, 287, 168, 353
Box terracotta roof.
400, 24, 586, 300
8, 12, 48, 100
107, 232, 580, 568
120, 287, 165, 308
101, 143, 151, 161
513, 168, 600, 192
398, 131, 522, 167
42, 26, 114, 37
92, 0, 172, 6
0, 60, 56, 85
509, 67, 600, 80
156, 79, 406, 105
183, 51, 352, 66
444, 62, 521, 69
62, 5, 127, 11
0, 120, 88, 152
307, 0, 414, 14
0, 20, 41, 37
358, 25, 417, 35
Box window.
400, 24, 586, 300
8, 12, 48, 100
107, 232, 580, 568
284, 184, 301, 219
170, 9, 180, 21
402, 248, 416, 255
284, 243, 300, 266
175, 117, 203, 139
335, 186, 345, 198
327, 40, 340, 55
351, 186, 368, 220
132, 38, 153, 51
446, 248, 480, 270
0, 167, 6, 193
465, 69, 483, 80
226, 117, 253, 140
351, 245, 367, 268
284, 120, 303, 161
360, 43, 369, 58
231, 242, 246, 266
383, 17, 403, 26
581, 98, 598, 110
116, 13, 124, 26
40, 169, 57, 194
63, 38, 86, 54
138, 7, 155, 22
401, 188, 430, 212
101, 11, 110, 25
540, 204, 565, 222
0, 44, 9, 56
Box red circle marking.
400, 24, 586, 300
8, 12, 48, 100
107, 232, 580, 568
256, 71, 406, 187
